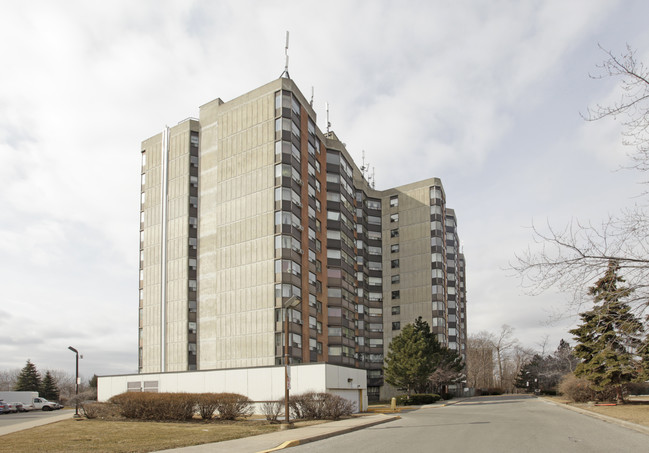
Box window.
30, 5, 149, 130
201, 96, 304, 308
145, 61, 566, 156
391, 244, 399, 253
391, 290, 400, 299
390, 196, 398, 207
390, 228, 399, 238
391, 274, 400, 284
432, 301, 445, 311
391, 306, 400, 315
391, 259, 399, 269
430, 187, 443, 200
366, 199, 381, 210
368, 246, 381, 255
392, 322, 401, 330
390, 213, 399, 223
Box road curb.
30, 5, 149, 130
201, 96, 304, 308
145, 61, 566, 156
257, 414, 401, 452
541, 397, 649, 436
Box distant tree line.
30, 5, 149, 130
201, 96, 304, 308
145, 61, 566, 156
0, 360, 97, 403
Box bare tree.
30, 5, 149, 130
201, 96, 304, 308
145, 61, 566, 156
584, 44, 649, 170
467, 327, 533, 392
494, 325, 518, 388
0, 369, 21, 391
513, 45, 649, 322
467, 331, 496, 389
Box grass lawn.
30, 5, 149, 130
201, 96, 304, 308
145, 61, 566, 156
0, 418, 283, 453
549, 396, 649, 428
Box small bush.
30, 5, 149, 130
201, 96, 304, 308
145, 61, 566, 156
289, 392, 355, 420
558, 374, 619, 403
196, 393, 220, 420
80, 402, 120, 419
441, 393, 453, 400
110, 392, 197, 421
262, 400, 283, 423
627, 382, 649, 395
486, 388, 504, 395
214, 393, 253, 420
322, 394, 355, 420
396, 394, 441, 405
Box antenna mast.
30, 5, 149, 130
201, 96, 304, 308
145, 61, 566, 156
280, 31, 290, 79
326, 102, 331, 134
310, 86, 314, 107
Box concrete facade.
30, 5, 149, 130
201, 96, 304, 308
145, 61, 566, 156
137, 77, 467, 401
98, 363, 368, 414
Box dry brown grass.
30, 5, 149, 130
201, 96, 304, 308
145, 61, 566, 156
548, 396, 649, 428
1, 418, 281, 453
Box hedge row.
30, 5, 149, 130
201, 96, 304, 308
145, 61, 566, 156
396, 393, 441, 405
262, 392, 355, 422
108, 392, 252, 421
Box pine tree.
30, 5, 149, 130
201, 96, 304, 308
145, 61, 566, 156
569, 260, 644, 403
385, 317, 464, 395
384, 319, 438, 395
40, 371, 60, 401
14, 360, 41, 392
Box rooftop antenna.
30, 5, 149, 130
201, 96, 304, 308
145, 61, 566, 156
326, 102, 331, 134
280, 31, 290, 79
370, 166, 376, 189
360, 150, 367, 179
310, 86, 314, 107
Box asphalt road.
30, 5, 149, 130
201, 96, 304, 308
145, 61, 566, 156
288, 395, 649, 453
0, 408, 74, 429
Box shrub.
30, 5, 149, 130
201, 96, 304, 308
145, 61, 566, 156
396, 394, 441, 405
558, 374, 619, 403
627, 382, 649, 395
291, 392, 326, 420
262, 400, 283, 423
214, 393, 253, 420
196, 393, 221, 420
110, 392, 197, 421
486, 388, 504, 395
289, 392, 355, 420
80, 402, 120, 419
322, 394, 355, 420
441, 393, 453, 400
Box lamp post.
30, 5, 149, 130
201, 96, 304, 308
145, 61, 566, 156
68, 346, 80, 418
283, 295, 301, 425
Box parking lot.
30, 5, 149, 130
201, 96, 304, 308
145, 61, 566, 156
0, 409, 74, 430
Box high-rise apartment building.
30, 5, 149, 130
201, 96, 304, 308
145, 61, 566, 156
138, 77, 467, 400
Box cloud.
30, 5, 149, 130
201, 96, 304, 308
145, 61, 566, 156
0, 0, 648, 375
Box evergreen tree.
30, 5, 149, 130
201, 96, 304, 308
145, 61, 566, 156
385, 317, 464, 395
14, 360, 41, 392
515, 340, 579, 393
88, 374, 98, 389
40, 371, 60, 401
384, 320, 437, 394
569, 260, 644, 403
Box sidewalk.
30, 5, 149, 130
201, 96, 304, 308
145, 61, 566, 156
0, 410, 75, 437
156, 413, 400, 453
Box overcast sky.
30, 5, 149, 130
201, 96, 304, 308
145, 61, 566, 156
2, 0, 649, 378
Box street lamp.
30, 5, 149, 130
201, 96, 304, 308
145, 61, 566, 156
283, 295, 301, 425
68, 346, 80, 418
